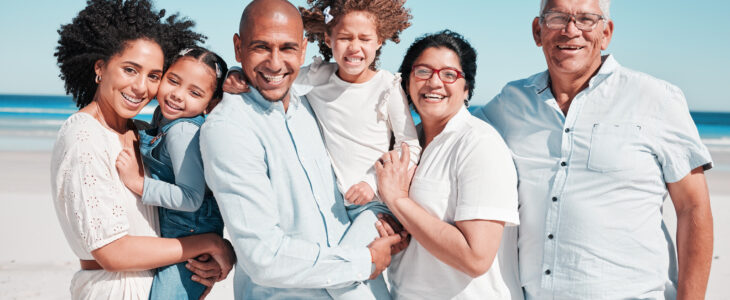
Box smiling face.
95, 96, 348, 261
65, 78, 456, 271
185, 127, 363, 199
157, 57, 217, 120
94, 38, 164, 120
233, 9, 307, 102
408, 47, 468, 125
325, 11, 382, 83
532, 0, 613, 78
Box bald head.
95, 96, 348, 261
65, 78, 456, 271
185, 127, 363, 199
239, 0, 303, 36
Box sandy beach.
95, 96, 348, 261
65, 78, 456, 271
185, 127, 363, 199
1, 148, 728, 299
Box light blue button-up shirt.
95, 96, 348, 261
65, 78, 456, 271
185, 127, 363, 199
474, 55, 712, 300
200, 87, 372, 299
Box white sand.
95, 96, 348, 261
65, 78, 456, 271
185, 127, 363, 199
1, 149, 728, 299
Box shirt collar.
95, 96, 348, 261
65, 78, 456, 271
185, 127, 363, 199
243, 85, 306, 113
441, 105, 471, 135
525, 54, 620, 94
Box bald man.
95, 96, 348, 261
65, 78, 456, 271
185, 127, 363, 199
200, 0, 400, 299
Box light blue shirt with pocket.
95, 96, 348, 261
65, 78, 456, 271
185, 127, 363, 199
474, 55, 712, 300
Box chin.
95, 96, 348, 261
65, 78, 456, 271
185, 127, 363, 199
259, 88, 289, 102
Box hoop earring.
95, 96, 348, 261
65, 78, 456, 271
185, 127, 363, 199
95, 75, 102, 84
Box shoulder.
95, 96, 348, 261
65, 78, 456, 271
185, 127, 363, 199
457, 115, 512, 158
613, 65, 684, 97
165, 119, 202, 141
297, 58, 337, 86
56, 113, 112, 150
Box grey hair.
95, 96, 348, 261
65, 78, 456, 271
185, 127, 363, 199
539, 0, 611, 19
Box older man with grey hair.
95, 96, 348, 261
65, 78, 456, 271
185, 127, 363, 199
474, 0, 713, 299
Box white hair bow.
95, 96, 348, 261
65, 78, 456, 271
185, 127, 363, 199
323, 6, 333, 24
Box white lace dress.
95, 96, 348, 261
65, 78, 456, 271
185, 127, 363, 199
50, 113, 159, 299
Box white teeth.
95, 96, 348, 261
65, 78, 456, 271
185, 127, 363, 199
166, 101, 182, 111
424, 93, 445, 99
262, 74, 284, 83
344, 57, 363, 62
121, 93, 143, 104
558, 45, 583, 50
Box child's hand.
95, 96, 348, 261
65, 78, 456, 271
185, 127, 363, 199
222, 70, 250, 94
115, 148, 144, 196
345, 181, 375, 205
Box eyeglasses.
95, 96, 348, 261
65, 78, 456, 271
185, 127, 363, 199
540, 11, 605, 31
411, 64, 465, 84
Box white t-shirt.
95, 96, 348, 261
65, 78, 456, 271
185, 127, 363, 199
388, 107, 522, 300
296, 59, 421, 199
51, 113, 158, 299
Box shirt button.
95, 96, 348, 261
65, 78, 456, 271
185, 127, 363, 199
548, 234, 554, 239
560, 161, 567, 167
545, 269, 551, 275
552, 197, 558, 202
564, 128, 570, 133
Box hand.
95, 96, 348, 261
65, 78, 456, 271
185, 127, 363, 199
375, 215, 410, 255
345, 182, 375, 205
188, 254, 222, 300
367, 234, 403, 280
209, 239, 236, 281
375, 143, 416, 205
115, 148, 144, 196
222, 70, 249, 94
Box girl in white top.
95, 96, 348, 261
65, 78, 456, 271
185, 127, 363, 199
51, 2, 234, 298
298, 0, 421, 209
376, 31, 522, 299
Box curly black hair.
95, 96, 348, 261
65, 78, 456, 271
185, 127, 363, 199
55, 0, 206, 108
398, 30, 477, 104
300, 0, 412, 70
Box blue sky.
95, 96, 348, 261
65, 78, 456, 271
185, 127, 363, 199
1, 0, 728, 111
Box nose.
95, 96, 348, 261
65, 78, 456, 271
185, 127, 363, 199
425, 71, 445, 89
562, 17, 582, 37
266, 48, 284, 72
347, 39, 361, 52
131, 74, 147, 96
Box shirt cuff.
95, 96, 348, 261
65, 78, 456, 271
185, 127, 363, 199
352, 247, 373, 282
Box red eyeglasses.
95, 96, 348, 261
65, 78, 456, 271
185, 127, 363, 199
412, 64, 465, 84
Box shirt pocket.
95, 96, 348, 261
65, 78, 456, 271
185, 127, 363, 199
587, 122, 642, 172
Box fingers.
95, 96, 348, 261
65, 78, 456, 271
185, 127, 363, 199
399, 142, 410, 165
382, 232, 403, 246
186, 260, 221, 279
379, 219, 396, 236
191, 274, 217, 288
375, 220, 389, 238
407, 165, 417, 183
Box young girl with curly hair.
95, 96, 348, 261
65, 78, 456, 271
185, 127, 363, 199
52, 1, 234, 298
115, 47, 228, 300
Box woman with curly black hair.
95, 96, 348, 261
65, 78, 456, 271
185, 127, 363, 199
50, 1, 234, 298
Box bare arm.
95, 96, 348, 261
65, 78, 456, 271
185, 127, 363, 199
376, 144, 506, 277
91, 232, 234, 278
668, 166, 713, 300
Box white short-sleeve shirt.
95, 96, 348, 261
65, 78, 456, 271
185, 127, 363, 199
388, 107, 522, 300
51, 113, 159, 299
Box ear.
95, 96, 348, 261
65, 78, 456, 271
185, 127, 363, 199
300, 36, 308, 64
532, 17, 543, 47
600, 20, 614, 50
94, 60, 104, 77
233, 33, 242, 63
324, 32, 332, 49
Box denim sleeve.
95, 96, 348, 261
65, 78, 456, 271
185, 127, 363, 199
141, 122, 206, 212
200, 119, 371, 289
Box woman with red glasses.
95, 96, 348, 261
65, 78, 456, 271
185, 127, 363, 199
375, 30, 523, 300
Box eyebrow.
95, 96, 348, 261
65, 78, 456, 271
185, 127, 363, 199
123, 61, 162, 74
167, 71, 207, 93
416, 63, 462, 71
248, 40, 300, 48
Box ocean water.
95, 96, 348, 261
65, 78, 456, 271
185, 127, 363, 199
1, 94, 729, 151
